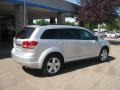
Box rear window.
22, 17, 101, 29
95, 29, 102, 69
15, 27, 35, 39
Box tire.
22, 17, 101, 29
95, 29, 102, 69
99, 48, 109, 62
42, 54, 63, 76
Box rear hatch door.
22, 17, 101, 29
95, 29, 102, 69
14, 27, 36, 53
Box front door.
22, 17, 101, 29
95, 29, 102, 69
80, 29, 100, 58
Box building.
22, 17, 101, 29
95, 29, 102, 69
0, 0, 76, 41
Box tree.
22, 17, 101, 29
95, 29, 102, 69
84, 22, 97, 30
36, 19, 49, 25
105, 16, 120, 31
77, 0, 120, 27
65, 21, 77, 26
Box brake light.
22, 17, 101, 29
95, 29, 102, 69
22, 41, 38, 49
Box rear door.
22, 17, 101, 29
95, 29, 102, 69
40, 29, 64, 55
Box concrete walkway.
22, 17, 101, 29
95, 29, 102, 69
0, 44, 120, 90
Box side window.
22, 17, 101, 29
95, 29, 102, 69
41, 28, 81, 40
41, 29, 60, 39
80, 30, 94, 40
60, 29, 80, 39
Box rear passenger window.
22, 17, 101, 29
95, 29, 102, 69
41, 29, 60, 39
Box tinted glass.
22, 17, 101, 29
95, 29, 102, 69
15, 27, 35, 39
41, 29, 60, 39
80, 30, 94, 40
41, 28, 81, 39
60, 29, 80, 39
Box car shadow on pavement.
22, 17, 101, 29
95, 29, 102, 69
22, 56, 115, 77
62, 56, 115, 74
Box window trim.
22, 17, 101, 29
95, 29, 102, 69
40, 28, 95, 40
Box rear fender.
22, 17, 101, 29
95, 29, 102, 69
38, 47, 63, 68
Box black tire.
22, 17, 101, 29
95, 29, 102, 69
99, 48, 109, 62
42, 54, 63, 76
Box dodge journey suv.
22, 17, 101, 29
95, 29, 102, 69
11, 25, 110, 76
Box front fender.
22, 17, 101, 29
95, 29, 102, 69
98, 39, 110, 54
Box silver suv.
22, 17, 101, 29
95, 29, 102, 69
11, 25, 110, 76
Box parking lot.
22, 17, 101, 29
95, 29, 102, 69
0, 39, 120, 90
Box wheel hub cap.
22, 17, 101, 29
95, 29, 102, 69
47, 58, 60, 74
101, 49, 108, 61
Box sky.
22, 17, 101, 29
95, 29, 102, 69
66, 0, 78, 4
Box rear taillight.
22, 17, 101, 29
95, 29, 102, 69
22, 41, 38, 49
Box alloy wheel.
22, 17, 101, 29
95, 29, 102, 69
46, 57, 61, 74
100, 49, 108, 61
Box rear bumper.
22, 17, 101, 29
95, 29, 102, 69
11, 48, 42, 69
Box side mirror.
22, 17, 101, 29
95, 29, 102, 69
94, 36, 98, 40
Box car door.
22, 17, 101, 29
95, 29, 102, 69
60, 28, 83, 62
40, 29, 64, 54
80, 29, 100, 58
